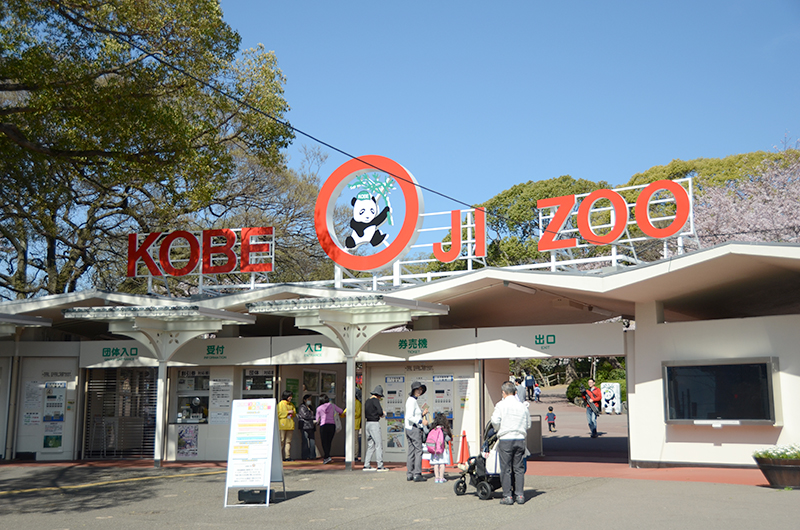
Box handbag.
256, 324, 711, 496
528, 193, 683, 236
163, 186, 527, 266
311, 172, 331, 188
334, 408, 342, 433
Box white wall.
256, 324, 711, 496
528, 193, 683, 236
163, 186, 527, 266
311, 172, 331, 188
630, 303, 800, 466
363, 361, 480, 463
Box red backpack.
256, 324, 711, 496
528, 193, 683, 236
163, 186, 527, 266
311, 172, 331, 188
425, 426, 445, 454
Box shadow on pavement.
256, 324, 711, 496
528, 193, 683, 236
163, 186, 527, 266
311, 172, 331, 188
0, 465, 219, 516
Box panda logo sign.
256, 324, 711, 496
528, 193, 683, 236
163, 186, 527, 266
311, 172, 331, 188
346, 191, 390, 249
315, 155, 425, 272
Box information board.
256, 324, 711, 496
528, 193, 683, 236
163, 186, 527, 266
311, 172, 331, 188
224, 398, 284, 507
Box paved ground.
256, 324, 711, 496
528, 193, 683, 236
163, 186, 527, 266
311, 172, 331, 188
0, 386, 795, 530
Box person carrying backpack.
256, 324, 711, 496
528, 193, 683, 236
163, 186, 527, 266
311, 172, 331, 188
427, 412, 452, 483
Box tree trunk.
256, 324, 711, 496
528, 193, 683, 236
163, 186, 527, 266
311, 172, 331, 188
565, 358, 578, 385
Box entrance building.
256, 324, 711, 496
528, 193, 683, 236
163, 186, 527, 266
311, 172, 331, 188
2, 242, 800, 468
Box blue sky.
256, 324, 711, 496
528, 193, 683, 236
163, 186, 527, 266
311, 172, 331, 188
220, 1, 800, 214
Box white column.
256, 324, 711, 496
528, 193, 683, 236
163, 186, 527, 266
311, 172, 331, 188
154, 360, 168, 467
344, 355, 356, 471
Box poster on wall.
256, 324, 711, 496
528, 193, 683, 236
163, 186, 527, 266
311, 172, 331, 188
43, 423, 63, 450
285, 378, 299, 408
302, 370, 319, 396
601, 382, 622, 414
210, 377, 233, 425
457, 378, 469, 410
178, 425, 199, 457
320, 371, 336, 401
432, 375, 454, 419
43, 382, 66, 422
386, 420, 404, 450
24, 380, 43, 410
23, 411, 41, 426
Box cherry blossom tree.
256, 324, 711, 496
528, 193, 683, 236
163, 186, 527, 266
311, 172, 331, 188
694, 151, 800, 247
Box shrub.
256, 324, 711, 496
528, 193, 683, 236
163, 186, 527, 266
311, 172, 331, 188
753, 444, 800, 460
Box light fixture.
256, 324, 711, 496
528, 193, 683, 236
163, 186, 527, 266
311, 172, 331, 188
503, 281, 537, 295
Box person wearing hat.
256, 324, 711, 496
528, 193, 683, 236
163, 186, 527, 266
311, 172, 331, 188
363, 385, 388, 472
405, 381, 429, 482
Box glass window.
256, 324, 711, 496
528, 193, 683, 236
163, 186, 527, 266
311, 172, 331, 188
243, 368, 275, 399
175, 369, 210, 424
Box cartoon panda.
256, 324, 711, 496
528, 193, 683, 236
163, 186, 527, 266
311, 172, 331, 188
602, 385, 616, 414
345, 191, 390, 249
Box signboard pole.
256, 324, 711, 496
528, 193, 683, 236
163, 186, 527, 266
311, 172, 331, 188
223, 398, 285, 507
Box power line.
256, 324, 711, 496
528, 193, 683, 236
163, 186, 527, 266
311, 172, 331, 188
50, 3, 792, 251
52, 2, 480, 213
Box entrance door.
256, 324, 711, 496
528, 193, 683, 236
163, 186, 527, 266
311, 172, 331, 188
84, 368, 156, 459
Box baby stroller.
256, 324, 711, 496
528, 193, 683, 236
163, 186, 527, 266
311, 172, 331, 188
453, 421, 502, 500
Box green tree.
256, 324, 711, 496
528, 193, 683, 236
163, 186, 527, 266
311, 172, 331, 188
0, 1, 293, 298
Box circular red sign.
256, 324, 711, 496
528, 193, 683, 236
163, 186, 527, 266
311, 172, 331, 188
314, 155, 424, 272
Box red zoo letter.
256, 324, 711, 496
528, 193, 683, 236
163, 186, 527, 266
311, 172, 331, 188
202, 229, 237, 274
158, 231, 200, 276
241, 227, 273, 272
474, 207, 486, 257
577, 189, 630, 245
635, 180, 691, 238
127, 232, 162, 277
537, 195, 577, 251
434, 210, 463, 263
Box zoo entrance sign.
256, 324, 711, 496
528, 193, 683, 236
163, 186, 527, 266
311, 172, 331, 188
314, 155, 692, 272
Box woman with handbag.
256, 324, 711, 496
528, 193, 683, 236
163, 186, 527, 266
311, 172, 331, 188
298, 394, 317, 460
315, 394, 343, 464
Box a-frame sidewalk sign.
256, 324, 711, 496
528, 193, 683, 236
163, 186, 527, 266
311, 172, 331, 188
223, 398, 285, 507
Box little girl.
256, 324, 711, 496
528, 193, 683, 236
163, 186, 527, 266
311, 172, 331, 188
429, 412, 452, 483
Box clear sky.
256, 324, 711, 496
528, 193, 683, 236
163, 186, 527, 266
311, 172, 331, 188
220, 0, 800, 214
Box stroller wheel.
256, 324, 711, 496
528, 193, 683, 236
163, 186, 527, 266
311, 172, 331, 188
476, 481, 493, 500
454, 479, 467, 496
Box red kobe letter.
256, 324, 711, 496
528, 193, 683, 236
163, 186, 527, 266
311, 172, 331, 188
241, 227, 274, 272
127, 232, 162, 277
537, 195, 577, 251
434, 210, 463, 263
158, 231, 200, 276
202, 229, 237, 274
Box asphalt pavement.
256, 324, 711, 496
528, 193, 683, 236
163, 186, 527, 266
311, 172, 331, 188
0, 387, 796, 530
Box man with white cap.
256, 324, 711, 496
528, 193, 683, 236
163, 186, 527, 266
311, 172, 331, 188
405, 381, 429, 482
363, 385, 388, 472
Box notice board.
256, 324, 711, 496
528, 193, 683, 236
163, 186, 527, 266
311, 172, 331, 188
224, 398, 284, 507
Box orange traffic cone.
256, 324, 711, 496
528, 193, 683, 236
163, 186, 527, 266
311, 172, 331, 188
457, 430, 469, 464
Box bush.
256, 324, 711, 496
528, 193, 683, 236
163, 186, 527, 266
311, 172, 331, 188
566, 378, 627, 404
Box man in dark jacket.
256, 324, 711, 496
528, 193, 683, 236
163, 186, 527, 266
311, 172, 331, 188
363, 385, 388, 471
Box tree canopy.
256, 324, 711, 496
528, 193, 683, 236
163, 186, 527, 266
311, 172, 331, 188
428, 149, 800, 272
0, 0, 294, 298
